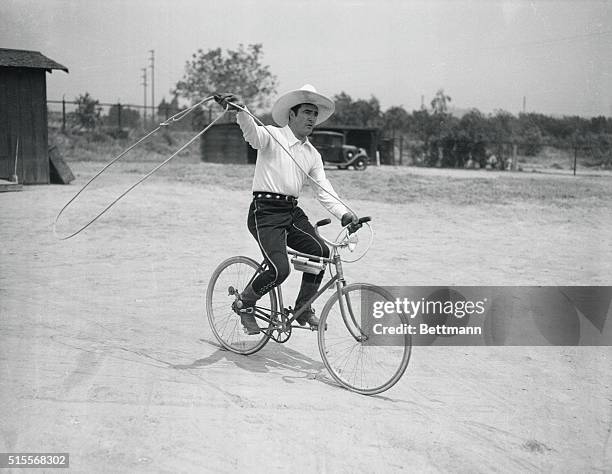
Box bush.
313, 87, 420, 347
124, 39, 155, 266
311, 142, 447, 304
70, 92, 101, 131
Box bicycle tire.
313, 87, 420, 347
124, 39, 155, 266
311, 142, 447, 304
318, 283, 411, 395
206, 256, 277, 355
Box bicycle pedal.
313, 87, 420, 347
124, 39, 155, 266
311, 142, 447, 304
308, 322, 328, 331
242, 327, 260, 335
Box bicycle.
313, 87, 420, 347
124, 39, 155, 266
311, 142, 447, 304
205, 217, 411, 395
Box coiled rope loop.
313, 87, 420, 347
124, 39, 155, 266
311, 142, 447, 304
53, 97, 222, 240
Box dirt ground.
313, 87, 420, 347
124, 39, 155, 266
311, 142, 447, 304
1, 161, 611, 473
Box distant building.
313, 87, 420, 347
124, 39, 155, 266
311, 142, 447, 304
201, 122, 380, 165
0, 48, 68, 184
200, 122, 257, 164
315, 125, 380, 164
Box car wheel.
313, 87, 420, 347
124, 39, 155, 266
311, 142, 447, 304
354, 157, 367, 171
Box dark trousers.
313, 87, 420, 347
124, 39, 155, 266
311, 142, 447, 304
247, 198, 330, 311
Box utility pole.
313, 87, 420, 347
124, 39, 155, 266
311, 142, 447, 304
61, 94, 66, 132
141, 67, 147, 126
149, 50, 155, 123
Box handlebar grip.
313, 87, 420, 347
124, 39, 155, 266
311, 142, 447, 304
316, 218, 332, 227
359, 216, 371, 224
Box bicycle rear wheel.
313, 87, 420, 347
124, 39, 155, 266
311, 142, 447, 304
206, 256, 276, 355
318, 283, 411, 395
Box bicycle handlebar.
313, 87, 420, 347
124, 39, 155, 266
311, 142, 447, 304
315, 216, 372, 248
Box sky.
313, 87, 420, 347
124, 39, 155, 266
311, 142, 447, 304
1, 0, 611, 117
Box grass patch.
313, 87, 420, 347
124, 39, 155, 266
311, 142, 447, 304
54, 129, 612, 209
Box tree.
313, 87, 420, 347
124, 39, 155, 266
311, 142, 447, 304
517, 113, 544, 156
489, 110, 517, 142
327, 92, 382, 127
454, 110, 490, 166
426, 89, 454, 166
380, 105, 411, 164
383, 106, 410, 135
410, 108, 434, 144
174, 43, 278, 112
71, 92, 101, 130
105, 103, 140, 128
431, 89, 451, 115
590, 131, 612, 168
157, 94, 181, 119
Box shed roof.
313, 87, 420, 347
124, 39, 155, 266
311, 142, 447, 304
317, 125, 379, 132
0, 48, 68, 72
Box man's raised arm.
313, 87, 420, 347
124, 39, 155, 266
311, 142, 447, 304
215, 93, 271, 150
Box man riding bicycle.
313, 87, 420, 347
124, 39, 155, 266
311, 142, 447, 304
215, 85, 359, 335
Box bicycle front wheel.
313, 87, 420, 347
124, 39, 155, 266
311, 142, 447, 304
318, 283, 411, 395
206, 256, 276, 355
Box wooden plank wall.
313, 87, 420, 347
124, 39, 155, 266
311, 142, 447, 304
345, 130, 378, 161
200, 124, 250, 164
0, 69, 8, 179
0, 67, 49, 184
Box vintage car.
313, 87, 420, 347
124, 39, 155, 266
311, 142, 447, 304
310, 131, 369, 170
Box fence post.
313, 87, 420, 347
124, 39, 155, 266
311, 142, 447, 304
117, 103, 122, 130
62, 96, 66, 132
573, 146, 577, 176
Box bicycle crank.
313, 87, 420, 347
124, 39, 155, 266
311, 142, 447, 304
266, 323, 292, 343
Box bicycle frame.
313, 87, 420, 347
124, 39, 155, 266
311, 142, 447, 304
207, 217, 410, 395
244, 245, 365, 341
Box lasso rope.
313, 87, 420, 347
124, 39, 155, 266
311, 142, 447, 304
53, 97, 223, 240
54, 95, 360, 240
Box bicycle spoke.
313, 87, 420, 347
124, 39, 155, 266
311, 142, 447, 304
318, 284, 411, 395
206, 256, 274, 355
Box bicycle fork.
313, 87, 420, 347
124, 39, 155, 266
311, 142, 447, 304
332, 256, 368, 342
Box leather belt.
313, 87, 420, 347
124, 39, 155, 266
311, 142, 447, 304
253, 192, 297, 202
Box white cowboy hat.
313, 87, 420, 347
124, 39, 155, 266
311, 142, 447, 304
271, 84, 335, 126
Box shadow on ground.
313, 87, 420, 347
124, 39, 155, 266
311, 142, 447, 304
170, 338, 335, 387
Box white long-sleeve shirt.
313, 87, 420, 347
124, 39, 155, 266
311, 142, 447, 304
236, 110, 348, 220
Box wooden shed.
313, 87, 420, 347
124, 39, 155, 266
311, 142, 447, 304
200, 122, 257, 164
0, 48, 68, 184
315, 125, 380, 162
